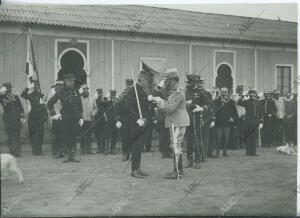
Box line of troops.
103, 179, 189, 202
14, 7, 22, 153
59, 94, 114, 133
0, 68, 297, 179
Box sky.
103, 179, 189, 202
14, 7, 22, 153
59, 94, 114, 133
4, 1, 298, 22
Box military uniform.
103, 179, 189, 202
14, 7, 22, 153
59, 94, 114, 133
105, 90, 119, 155
47, 74, 83, 162
119, 71, 153, 178
94, 88, 105, 153
185, 76, 212, 168
237, 90, 263, 156
21, 81, 48, 155
116, 79, 134, 161
0, 83, 24, 157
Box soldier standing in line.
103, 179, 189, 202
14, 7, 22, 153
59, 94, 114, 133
185, 75, 212, 168
154, 68, 190, 179
105, 90, 119, 155
21, 80, 48, 155
79, 84, 94, 154
116, 79, 134, 161
47, 74, 83, 163
94, 88, 105, 153
237, 89, 263, 156
0, 83, 25, 157
259, 91, 277, 147
117, 70, 153, 178
48, 81, 64, 159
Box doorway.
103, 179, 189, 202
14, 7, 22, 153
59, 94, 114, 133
215, 63, 233, 93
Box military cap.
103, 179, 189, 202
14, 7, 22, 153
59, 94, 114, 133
125, 79, 134, 86
236, 85, 244, 90
3, 82, 12, 90
273, 90, 280, 94
55, 80, 64, 85
63, 73, 76, 81
81, 84, 89, 90
264, 90, 270, 94
163, 68, 179, 80
96, 88, 103, 94
248, 89, 257, 95
186, 74, 197, 82
110, 90, 117, 96
139, 70, 153, 81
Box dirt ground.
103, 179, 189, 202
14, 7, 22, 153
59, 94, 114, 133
1, 144, 297, 216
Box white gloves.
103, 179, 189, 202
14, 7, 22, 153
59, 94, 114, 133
0, 87, 7, 95
267, 114, 272, 118
153, 96, 163, 104
210, 121, 215, 128
21, 118, 26, 124
116, 121, 122, 129
50, 88, 56, 96
192, 105, 204, 113
186, 100, 192, 105
79, 88, 83, 95
259, 123, 263, 129
137, 118, 145, 127
52, 113, 62, 120
148, 95, 154, 102
155, 79, 165, 90
79, 119, 84, 127
153, 120, 157, 124
229, 117, 234, 122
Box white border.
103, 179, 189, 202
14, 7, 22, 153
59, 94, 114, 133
54, 38, 90, 86
213, 49, 236, 91
274, 64, 294, 94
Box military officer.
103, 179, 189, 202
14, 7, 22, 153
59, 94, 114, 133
116, 79, 134, 161
21, 80, 48, 155
47, 74, 83, 163
154, 68, 190, 179
0, 83, 25, 157
48, 81, 64, 159
118, 70, 153, 178
185, 75, 212, 168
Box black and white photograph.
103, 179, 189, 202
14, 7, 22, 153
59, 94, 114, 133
0, 0, 298, 216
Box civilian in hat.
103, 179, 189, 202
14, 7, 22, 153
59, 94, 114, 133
154, 68, 190, 179
94, 88, 106, 153
237, 89, 263, 156
283, 92, 297, 150
118, 70, 154, 178
259, 91, 277, 147
0, 83, 25, 157
272, 90, 285, 146
79, 84, 94, 154
48, 81, 64, 159
21, 80, 48, 155
47, 73, 83, 163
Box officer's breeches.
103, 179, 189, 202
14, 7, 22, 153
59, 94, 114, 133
62, 119, 79, 156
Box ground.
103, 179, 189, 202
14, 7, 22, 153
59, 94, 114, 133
1, 144, 297, 216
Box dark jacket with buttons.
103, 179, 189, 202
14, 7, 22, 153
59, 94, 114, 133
47, 86, 83, 120
213, 97, 238, 127
237, 98, 263, 125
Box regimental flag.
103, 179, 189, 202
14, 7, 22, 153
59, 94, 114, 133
25, 28, 38, 88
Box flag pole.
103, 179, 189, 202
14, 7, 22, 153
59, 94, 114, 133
131, 68, 143, 119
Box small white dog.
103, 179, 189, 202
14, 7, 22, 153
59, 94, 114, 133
276, 144, 296, 155
1, 154, 24, 183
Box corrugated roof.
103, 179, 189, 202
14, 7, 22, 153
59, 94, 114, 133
0, 4, 297, 45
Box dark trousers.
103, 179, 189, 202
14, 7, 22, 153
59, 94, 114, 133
130, 124, 146, 172
80, 121, 93, 153
108, 123, 118, 153
144, 123, 153, 151
5, 125, 21, 157
62, 119, 79, 158
262, 117, 274, 147
51, 120, 64, 156
121, 123, 131, 155
94, 122, 105, 152
236, 117, 245, 148
215, 126, 230, 155
274, 118, 284, 146
245, 123, 258, 155
284, 117, 296, 144
28, 116, 44, 155
208, 127, 216, 157
157, 121, 171, 155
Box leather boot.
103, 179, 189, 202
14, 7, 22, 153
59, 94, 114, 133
184, 159, 193, 168
178, 154, 184, 175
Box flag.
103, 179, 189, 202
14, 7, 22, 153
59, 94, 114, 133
25, 28, 38, 88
